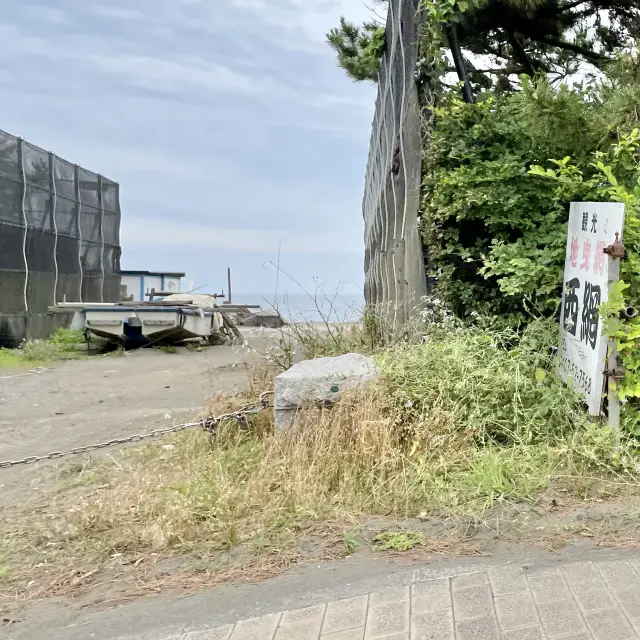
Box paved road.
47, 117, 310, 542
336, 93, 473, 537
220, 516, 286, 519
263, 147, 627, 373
10, 547, 640, 640
138, 557, 640, 640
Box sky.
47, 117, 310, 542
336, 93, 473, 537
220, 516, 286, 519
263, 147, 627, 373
0, 0, 379, 297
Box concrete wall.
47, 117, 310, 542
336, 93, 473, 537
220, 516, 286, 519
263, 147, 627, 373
362, 0, 427, 322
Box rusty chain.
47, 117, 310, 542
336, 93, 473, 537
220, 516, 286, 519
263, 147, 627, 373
0, 391, 273, 469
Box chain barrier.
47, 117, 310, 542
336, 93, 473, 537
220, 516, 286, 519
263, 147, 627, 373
0, 391, 274, 469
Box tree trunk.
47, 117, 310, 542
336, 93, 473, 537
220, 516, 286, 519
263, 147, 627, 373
446, 23, 475, 104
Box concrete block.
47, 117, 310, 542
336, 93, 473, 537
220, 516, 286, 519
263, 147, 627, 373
274, 353, 379, 431
365, 601, 409, 638
452, 586, 494, 622
411, 579, 451, 615
494, 591, 539, 630
584, 607, 636, 640
321, 595, 369, 635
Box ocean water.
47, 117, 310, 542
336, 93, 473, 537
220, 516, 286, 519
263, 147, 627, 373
231, 293, 365, 323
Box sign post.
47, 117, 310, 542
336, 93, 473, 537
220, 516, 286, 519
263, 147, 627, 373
559, 202, 625, 419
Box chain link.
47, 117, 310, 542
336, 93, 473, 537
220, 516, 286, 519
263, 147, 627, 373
0, 391, 274, 469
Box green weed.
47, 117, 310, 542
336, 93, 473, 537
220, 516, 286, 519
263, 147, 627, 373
342, 530, 362, 554
373, 531, 424, 551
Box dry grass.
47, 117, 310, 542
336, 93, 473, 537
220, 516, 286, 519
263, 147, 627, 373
2, 318, 640, 607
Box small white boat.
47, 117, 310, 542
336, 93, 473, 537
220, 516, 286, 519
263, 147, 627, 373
55, 294, 236, 346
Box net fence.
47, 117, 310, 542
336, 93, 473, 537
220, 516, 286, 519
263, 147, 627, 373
362, 0, 428, 322
0, 130, 121, 345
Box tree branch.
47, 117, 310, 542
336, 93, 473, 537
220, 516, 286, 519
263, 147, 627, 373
551, 0, 591, 14
534, 35, 610, 62
506, 30, 537, 76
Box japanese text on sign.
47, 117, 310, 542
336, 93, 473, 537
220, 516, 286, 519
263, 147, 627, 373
558, 202, 625, 415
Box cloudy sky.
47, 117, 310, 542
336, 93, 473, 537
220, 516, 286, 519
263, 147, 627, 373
1, 0, 378, 297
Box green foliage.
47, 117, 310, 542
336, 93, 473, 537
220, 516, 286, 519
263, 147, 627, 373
326, 17, 386, 82
328, 0, 640, 97
373, 530, 424, 551
0, 328, 86, 368
422, 77, 596, 315
378, 318, 587, 445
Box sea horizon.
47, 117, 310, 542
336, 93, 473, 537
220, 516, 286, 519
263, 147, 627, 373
229, 292, 365, 323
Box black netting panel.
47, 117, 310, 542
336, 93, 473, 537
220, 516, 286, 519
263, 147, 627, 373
80, 240, 102, 274
82, 275, 102, 303
78, 167, 99, 208
0, 175, 22, 224
0, 222, 26, 271
55, 195, 77, 237
54, 157, 76, 200
25, 184, 53, 231
0, 268, 27, 313
102, 178, 120, 214
56, 234, 80, 275
0, 132, 20, 180
103, 211, 119, 245
0, 130, 122, 345
22, 142, 50, 189
80, 203, 101, 244
25, 228, 55, 274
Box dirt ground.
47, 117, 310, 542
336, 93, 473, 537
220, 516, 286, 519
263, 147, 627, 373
0, 329, 277, 512
4, 328, 640, 639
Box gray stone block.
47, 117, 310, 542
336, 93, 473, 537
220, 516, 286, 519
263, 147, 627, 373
274, 353, 379, 431
537, 599, 586, 638
572, 587, 616, 613
411, 579, 451, 615
369, 585, 410, 607
597, 561, 640, 592
451, 572, 489, 591
455, 617, 500, 640
560, 562, 606, 594
501, 626, 545, 640
322, 595, 369, 635
320, 628, 365, 640
494, 592, 539, 630
280, 604, 326, 627
488, 566, 528, 596
411, 609, 454, 640
452, 586, 494, 622
526, 568, 571, 604
584, 607, 636, 640
185, 627, 234, 640
229, 613, 281, 640
364, 600, 410, 638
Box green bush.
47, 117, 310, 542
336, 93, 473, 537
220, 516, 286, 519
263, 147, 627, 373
378, 318, 586, 445
422, 77, 600, 317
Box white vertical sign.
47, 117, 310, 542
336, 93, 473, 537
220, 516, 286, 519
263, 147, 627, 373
559, 202, 625, 415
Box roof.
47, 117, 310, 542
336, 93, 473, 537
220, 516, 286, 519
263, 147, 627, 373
120, 270, 186, 278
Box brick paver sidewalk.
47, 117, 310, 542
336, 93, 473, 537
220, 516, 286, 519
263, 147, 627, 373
172, 559, 640, 640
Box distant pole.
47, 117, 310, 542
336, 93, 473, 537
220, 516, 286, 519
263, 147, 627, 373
227, 267, 232, 304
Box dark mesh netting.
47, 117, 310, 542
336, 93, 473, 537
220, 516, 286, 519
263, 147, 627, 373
0, 130, 122, 346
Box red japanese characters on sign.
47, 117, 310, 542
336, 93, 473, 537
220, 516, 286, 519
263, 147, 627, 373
570, 237, 579, 268
593, 240, 607, 275
580, 239, 592, 271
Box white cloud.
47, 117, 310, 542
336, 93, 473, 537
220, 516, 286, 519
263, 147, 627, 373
91, 6, 146, 21
24, 6, 71, 25
122, 217, 364, 255
1, 0, 374, 293
88, 53, 260, 95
